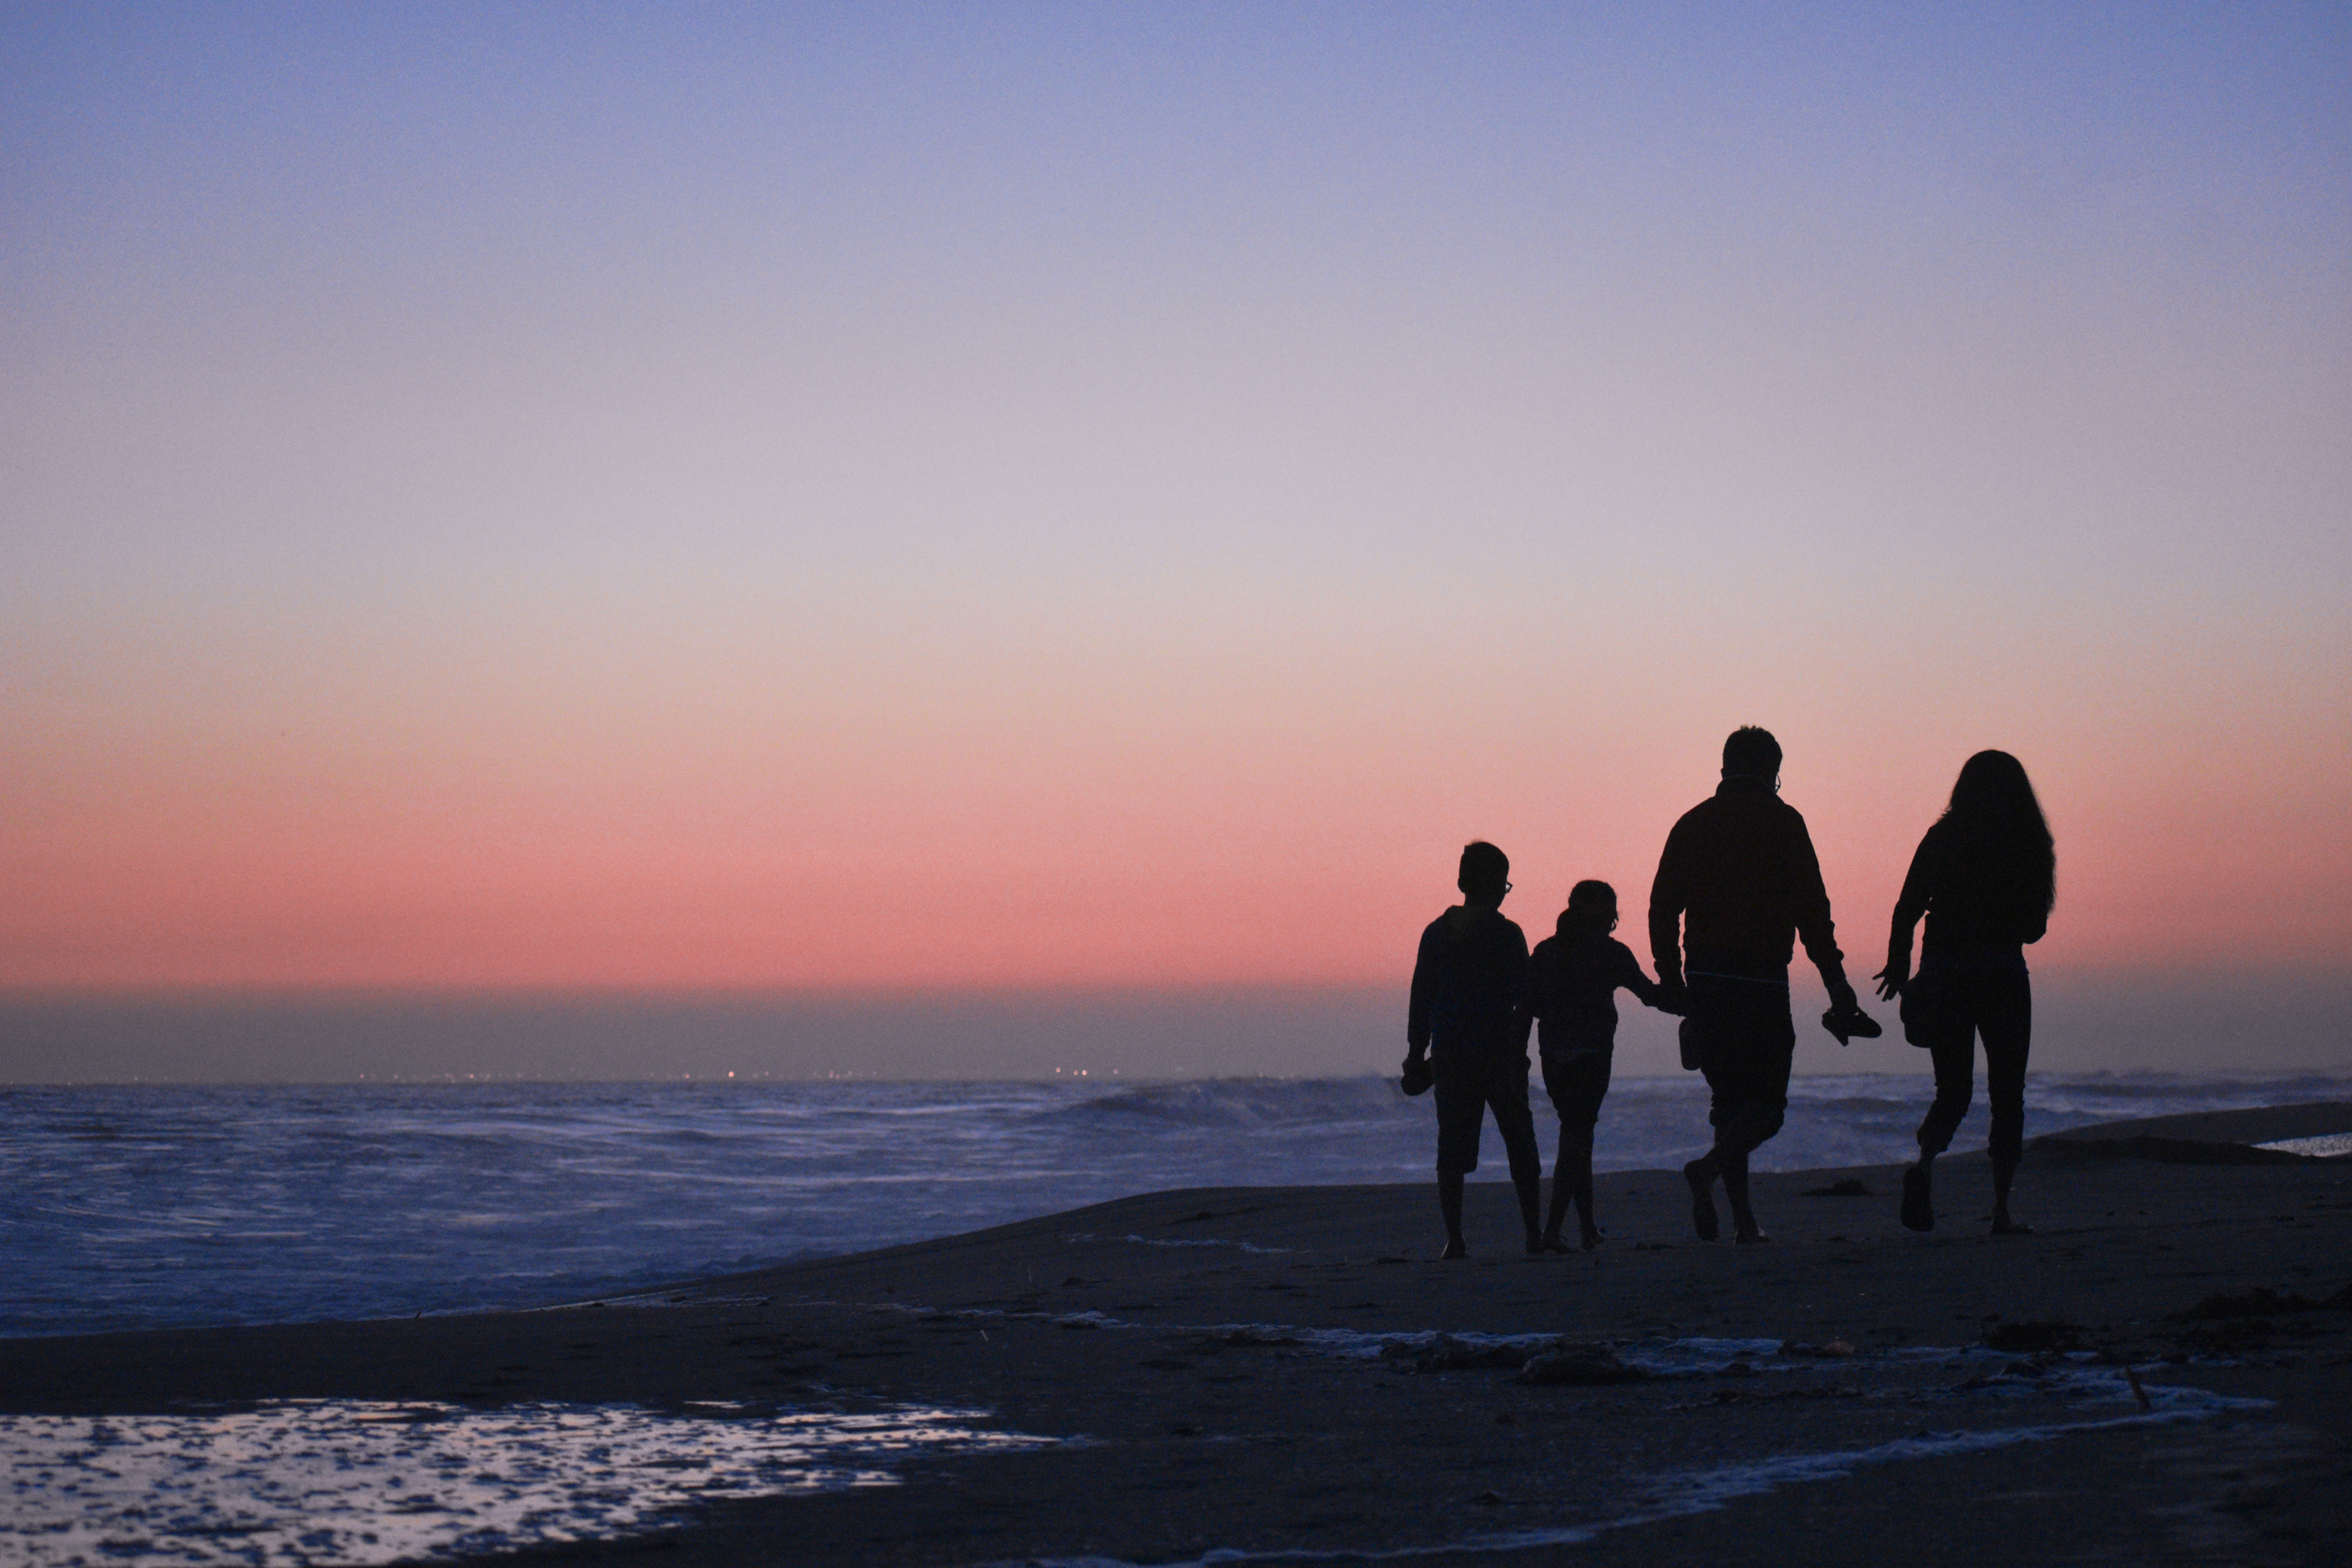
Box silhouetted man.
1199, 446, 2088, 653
1405, 841, 1544, 1259
1650, 727, 1859, 1243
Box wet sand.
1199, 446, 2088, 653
5, 1103, 2349, 1565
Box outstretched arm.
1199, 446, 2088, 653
1612, 942, 1679, 1013
1876, 833, 1935, 1000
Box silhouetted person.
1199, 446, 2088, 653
1650, 727, 1862, 1243
1876, 750, 2055, 1236
1515, 881, 1678, 1251
1405, 841, 1543, 1259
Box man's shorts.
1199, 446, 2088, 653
1540, 1048, 1612, 1131
1686, 973, 1796, 1140
1431, 1047, 1537, 1175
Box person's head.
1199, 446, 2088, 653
1721, 726, 1782, 785
1559, 879, 1618, 939
1457, 841, 1510, 907
1941, 750, 2055, 914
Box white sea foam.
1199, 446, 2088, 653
2257, 1132, 2352, 1158
0, 1402, 1054, 1567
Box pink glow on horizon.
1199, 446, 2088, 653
8, 689, 2345, 990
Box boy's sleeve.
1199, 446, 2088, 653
1406, 923, 1437, 1054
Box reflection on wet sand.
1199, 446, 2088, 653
0, 1401, 1055, 1567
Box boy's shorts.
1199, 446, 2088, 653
1431, 1047, 1538, 1175
1540, 1048, 1612, 1130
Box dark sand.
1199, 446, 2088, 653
6, 1103, 2350, 1565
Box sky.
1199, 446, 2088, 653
4, 4, 2348, 1074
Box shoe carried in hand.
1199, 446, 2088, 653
1400, 1056, 1434, 1097
1820, 1003, 1882, 1045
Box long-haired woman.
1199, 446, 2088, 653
1874, 751, 2055, 1235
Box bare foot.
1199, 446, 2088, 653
1990, 1214, 2034, 1236
1683, 1158, 1720, 1242
1900, 1164, 1935, 1233
1536, 1234, 1572, 1254
1580, 1225, 1604, 1252
1440, 1239, 1469, 1260
1734, 1229, 1773, 1245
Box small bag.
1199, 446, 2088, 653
1677, 1018, 1704, 1071
1898, 968, 1950, 1048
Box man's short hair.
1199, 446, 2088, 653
1722, 726, 1782, 779
1458, 841, 1509, 894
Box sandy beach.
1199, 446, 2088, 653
4, 1102, 2348, 1566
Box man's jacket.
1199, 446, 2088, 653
1649, 777, 1846, 988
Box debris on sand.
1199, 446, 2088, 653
1983, 1320, 2084, 1354
1517, 1344, 1654, 1387
2176, 1283, 2352, 1319
1801, 1179, 1872, 1198
1384, 1334, 1533, 1373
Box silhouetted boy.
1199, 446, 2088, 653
1650, 727, 1863, 1244
1516, 881, 1676, 1251
1405, 841, 1543, 1259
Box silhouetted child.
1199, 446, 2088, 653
1405, 841, 1543, 1259
1516, 881, 1677, 1251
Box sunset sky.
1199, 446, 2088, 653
6, 5, 2348, 1021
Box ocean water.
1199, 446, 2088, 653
4, 1071, 2347, 1339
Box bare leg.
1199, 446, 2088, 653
1514, 1167, 1544, 1254
1902, 1148, 1937, 1232
1564, 1131, 1601, 1249
1990, 1154, 2030, 1234
1438, 1172, 1468, 1259
1683, 1153, 1720, 1241
1910, 1025, 1976, 1233
1508, 1140, 1545, 1255
1697, 1027, 1787, 1246
1541, 1140, 1575, 1251
1722, 1148, 1768, 1243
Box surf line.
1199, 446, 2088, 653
718, 1300, 1887, 1379
997, 1393, 2272, 1568
1061, 1231, 1295, 1254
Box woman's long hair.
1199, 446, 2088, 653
1939, 750, 2055, 918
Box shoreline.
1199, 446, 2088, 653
4, 1103, 2348, 1564
14, 1071, 2352, 1345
